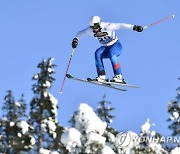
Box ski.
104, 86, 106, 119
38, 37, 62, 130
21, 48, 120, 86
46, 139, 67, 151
95, 80, 140, 88
66, 74, 127, 91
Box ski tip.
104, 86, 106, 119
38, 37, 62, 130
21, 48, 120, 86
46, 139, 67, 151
66, 74, 72, 78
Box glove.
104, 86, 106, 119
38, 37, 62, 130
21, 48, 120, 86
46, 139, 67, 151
133, 25, 143, 32
72, 38, 78, 48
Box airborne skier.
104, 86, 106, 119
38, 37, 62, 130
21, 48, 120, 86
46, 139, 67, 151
72, 16, 143, 84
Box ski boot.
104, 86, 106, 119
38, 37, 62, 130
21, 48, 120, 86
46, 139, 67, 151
93, 75, 109, 83
111, 74, 126, 84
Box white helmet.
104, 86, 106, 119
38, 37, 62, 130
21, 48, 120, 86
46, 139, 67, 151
89, 16, 101, 27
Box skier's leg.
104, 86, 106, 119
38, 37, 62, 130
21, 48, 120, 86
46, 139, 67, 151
95, 46, 106, 76
108, 41, 126, 83
108, 41, 122, 75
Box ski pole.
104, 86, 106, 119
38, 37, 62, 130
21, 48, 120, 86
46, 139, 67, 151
59, 48, 75, 94
143, 14, 175, 29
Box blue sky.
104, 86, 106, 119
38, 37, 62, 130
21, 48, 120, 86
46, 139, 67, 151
0, 0, 180, 136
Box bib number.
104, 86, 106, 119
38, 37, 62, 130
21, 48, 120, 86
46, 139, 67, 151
97, 36, 113, 44
94, 31, 113, 44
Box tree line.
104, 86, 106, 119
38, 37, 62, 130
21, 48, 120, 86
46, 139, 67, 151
0, 58, 179, 154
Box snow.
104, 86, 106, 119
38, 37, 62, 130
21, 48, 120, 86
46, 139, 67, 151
48, 68, 53, 73
109, 119, 113, 123
47, 120, 56, 132
61, 128, 81, 151
170, 115, 175, 120
148, 142, 163, 154
87, 132, 106, 145
106, 132, 115, 142
61, 103, 110, 153
151, 130, 156, 136
30, 135, 36, 145
17, 120, 29, 134
41, 118, 57, 138
141, 118, 151, 134
102, 145, 115, 154
17, 132, 22, 137
41, 122, 47, 131
173, 111, 179, 119
60, 103, 170, 154
46, 81, 51, 87
10, 121, 15, 126
43, 81, 51, 87
51, 152, 59, 154
49, 58, 55, 65
40, 92, 58, 138
39, 148, 49, 154
49, 93, 58, 118
170, 147, 180, 154
43, 92, 48, 97
49, 93, 58, 106
74, 103, 107, 135
15, 102, 21, 107
33, 74, 39, 79
48, 120, 57, 138
40, 148, 59, 154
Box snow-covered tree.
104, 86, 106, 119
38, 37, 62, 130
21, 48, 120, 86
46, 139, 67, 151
170, 147, 180, 154
167, 77, 180, 137
62, 102, 171, 154
0, 90, 33, 153
63, 103, 142, 154
29, 58, 64, 153
96, 95, 120, 153
166, 77, 180, 152
62, 103, 110, 153
133, 119, 167, 154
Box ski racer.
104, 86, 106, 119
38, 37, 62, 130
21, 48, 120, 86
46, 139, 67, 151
72, 16, 143, 84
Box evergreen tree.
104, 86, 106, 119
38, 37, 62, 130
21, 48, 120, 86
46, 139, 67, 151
0, 90, 33, 153
166, 77, 180, 150
66, 103, 107, 154
167, 77, 180, 137
133, 119, 167, 154
96, 95, 120, 153
29, 58, 64, 153
96, 94, 115, 124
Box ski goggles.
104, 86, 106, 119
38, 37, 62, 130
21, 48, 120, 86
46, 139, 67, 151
90, 23, 100, 29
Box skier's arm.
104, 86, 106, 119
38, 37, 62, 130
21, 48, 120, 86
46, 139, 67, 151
72, 27, 92, 48
107, 23, 134, 30
107, 23, 143, 32
75, 27, 92, 39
